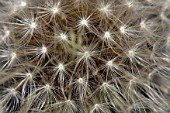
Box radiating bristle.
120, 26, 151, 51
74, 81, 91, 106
0, 0, 170, 113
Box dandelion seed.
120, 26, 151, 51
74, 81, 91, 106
119, 24, 138, 39
100, 6, 109, 13
26, 73, 32, 78
52, 62, 67, 84
73, 13, 96, 33
107, 60, 113, 67
45, 84, 50, 90
0, 88, 21, 112
80, 18, 88, 26
94, 104, 99, 108
140, 21, 146, 29
120, 25, 126, 34
59, 33, 67, 40
127, 50, 135, 62
99, 4, 112, 18
51, 7, 59, 14
20, 1, 27, 7
11, 52, 17, 60
84, 51, 90, 57
4, 30, 10, 38
9, 88, 16, 94
139, 19, 156, 34
30, 22, 37, 29
102, 82, 108, 86
128, 50, 135, 56
31, 84, 57, 111
90, 102, 112, 113
101, 58, 121, 76
78, 78, 84, 84
58, 63, 64, 71
104, 31, 111, 39
127, 2, 134, 8
41, 46, 47, 54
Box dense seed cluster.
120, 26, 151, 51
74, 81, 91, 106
0, 0, 170, 113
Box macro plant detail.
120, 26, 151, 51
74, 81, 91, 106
0, 0, 170, 113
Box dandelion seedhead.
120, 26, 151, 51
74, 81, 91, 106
0, 0, 170, 113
